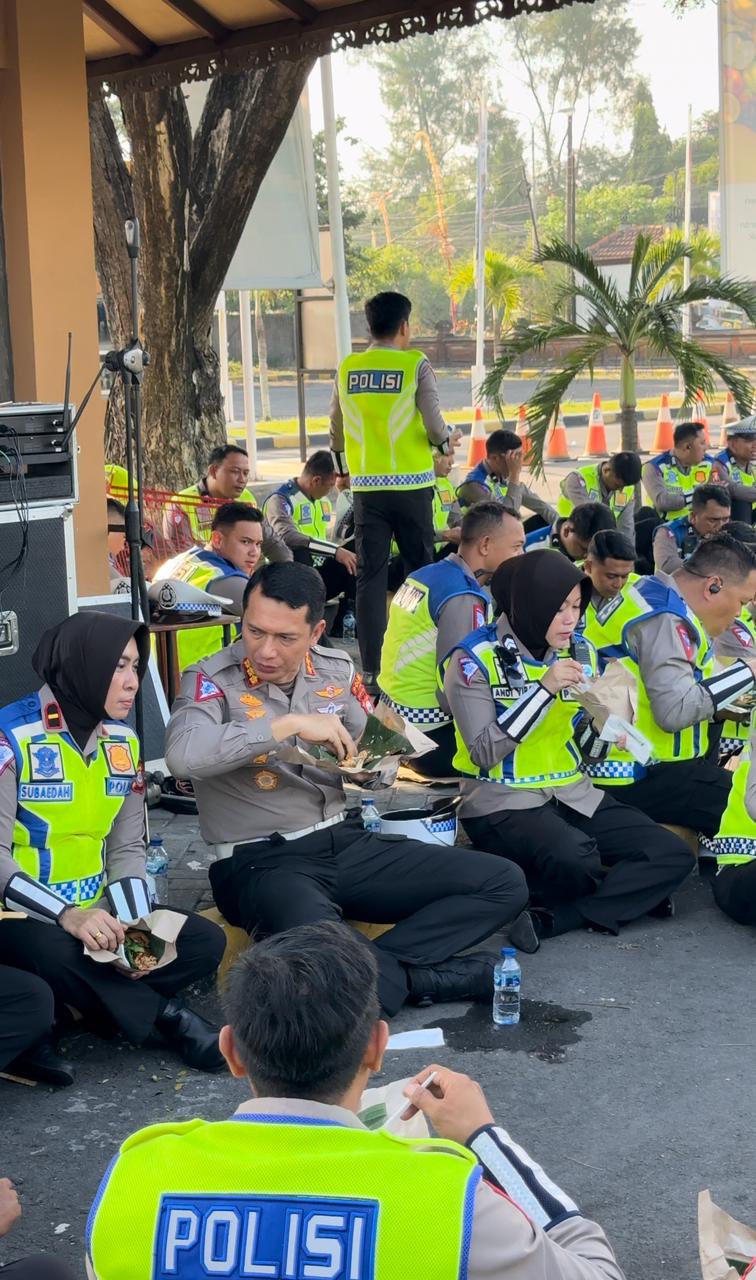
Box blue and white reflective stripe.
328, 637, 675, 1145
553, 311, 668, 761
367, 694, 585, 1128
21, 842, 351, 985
706, 836, 756, 858
586, 760, 637, 779
49, 873, 105, 904
352, 471, 434, 488
381, 695, 449, 726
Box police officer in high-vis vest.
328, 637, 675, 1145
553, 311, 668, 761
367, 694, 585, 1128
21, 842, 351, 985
524, 502, 614, 561
164, 443, 290, 563
0, 613, 225, 1071
581, 530, 638, 646
557, 452, 641, 545
432, 450, 463, 551
704, 734, 756, 925
443, 552, 693, 954
652, 483, 731, 575
329, 291, 458, 690
716, 415, 756, 524
264, 450, 357, 614
154, 503, 264, 670
585, 535, 756, 837
457, 428, 557, 526
86, 921, 625, 1280
378, 502, 524, 778
642, 421, 726, 521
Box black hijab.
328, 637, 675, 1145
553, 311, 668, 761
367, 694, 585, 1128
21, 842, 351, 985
32, 612, 149, 748
491, 551, 591, 661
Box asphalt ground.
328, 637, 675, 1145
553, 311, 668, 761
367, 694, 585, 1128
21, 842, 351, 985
2, 777, 755, 1280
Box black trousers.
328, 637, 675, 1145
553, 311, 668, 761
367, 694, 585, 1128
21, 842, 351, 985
353, 488, 435, 674
209, 815, 527, 1015
0, 968, 55, 1071
462, 792, 694, 933
0, 1259, 76, 1279
407, 721, 460, 780
292, 547, 355, 605
603, 758, 732, 837
0, 910, 225, 1045
712, 862, 756, 925
634, 508, 662, 576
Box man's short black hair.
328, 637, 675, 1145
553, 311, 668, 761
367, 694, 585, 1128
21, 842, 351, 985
242, 561, 325, 623
673, 421, 705, 447
609, 451, 642, 486
723, 519, 756, 547
303, 450, 337, 480
223, 922, 380, 1101
586, 529, 636, 563
567, 502, 615, 540
364, 291, 412, 339
486, 429, 521, 456
211, 501, 264, 533
208, 443, 248, 468
460, 499, 518, 544
685, 532, 756, 582
691, 483, 731, 512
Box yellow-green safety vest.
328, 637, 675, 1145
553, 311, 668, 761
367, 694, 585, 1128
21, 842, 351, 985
263, 480, 332, 566
337, 348, 434, 492
432, 475, 457, 536
586, 576, 714, 784
448, 623, 597, 787
706, 746, 756, 866
105, 462, 134, 499
716, 447, 756, 495
175, 484, 259, 544
557, 463, 634, 520
0, 693, 140, 908
648, 451, 716, 521
581, 576, 642, 654
86, 1114, 480, 1280
719, 606, 756, 750
379, 559, 489, 725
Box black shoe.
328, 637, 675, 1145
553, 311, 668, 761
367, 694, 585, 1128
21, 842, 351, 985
647, 896, 675, 920
508, 910, 541, 954
407, 952, 496, 1006
155, 999, 225, 1072
7, 1036, 75, 1087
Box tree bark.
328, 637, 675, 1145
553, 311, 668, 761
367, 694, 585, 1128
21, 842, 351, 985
254, 292, 271, 421
89, 57, 313, 491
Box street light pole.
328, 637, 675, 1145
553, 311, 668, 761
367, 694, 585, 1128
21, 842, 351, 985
565, 110, 576, 324
472, 90, 488, 406
320, 54, 352, 364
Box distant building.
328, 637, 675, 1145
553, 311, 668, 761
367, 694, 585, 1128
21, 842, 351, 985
576, 225, 669, 325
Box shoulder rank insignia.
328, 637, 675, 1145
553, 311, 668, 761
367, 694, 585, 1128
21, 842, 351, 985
243, 659, 261, 688
43, 702, 62, 731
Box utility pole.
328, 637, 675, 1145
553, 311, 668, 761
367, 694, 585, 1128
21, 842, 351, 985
565, 110, 576, 324
320, 54, 352, 364
472, 91, 488, 406
679, 104, 693, 394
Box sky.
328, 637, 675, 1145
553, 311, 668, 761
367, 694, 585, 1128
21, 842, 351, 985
307, 0, 720, 179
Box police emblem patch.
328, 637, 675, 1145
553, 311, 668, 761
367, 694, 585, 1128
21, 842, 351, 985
675, 623, 695, 661
459, 656, 478, 686
472, 603, 486, 630
732, 621, 754, 648
254, 770, 278, 791
29, 744, 64, 781
195, 673, 224, 702
0, 738, 14, 777
240, 693, 263, 708
104, 742, 134, 775
317, 703, 345, 716
316, 685, 344, 698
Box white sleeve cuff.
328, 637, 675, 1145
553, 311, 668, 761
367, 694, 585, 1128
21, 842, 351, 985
5, 872, 67, 923
496, 685, 554, 741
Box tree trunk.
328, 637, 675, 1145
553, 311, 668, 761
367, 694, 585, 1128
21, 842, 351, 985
619, 352, 639, 451
255, 292, 271, 421
89, 57, 313, 491
491, 305, 500, 363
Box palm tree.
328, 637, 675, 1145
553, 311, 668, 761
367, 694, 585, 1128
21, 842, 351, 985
481, 233, 756, 473
648, 229, 720, 299
450, 250, 541, 361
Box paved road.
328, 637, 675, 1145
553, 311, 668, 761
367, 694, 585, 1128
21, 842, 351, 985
231, 374, 675, 423
2, 783, 754, 1280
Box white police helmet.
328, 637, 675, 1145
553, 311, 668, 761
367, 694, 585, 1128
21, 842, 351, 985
147, 579, 232, 620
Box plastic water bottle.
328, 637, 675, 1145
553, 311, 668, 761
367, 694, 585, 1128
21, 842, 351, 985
342, 610, 357, 642
493, 947, 521, 1026
361, 798, 381, 832
145, 835, 169, 905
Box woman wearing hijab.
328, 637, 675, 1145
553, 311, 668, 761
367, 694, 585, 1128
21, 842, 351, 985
443, 550, 694, 952
0, 612, 225, 1079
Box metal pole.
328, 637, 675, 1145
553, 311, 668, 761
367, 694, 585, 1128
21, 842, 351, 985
565, 111, 576, 324
320, 55, 352, 364
683, 103, 693, 342
472, 90, 488, 404
294, 291, 307, 465
239, 288, 258, 479
216, 291, 232, 427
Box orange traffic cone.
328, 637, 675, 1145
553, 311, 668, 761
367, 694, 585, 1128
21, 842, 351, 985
719, 390, 739, 447
466, 405, 488, 468
584, 392, 609, 458
693, 390, 710, 446
652, 393, 674, 453
546, 410, 572, 461
517, 403, 533, 463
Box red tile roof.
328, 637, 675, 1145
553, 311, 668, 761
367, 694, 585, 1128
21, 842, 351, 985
587, 225, 669, 264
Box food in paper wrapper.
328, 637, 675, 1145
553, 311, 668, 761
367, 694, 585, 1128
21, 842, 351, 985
123, 928, 165, 972
83, 908, 186, 971
284, 707, 436, 778
699, 1190, 756, 1280
574, 662, 637, 731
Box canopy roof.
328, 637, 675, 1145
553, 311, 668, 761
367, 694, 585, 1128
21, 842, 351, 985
83, 0, 592, 86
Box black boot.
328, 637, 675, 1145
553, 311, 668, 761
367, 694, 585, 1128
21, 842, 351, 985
406, 952, 496, 1006
508, 910, 543, 954
7, 1036, 75, 1087
647, 896, 675, 920
155, 1000, 225, 1072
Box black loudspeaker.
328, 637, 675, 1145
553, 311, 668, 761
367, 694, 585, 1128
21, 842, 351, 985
0, 505, 77, 702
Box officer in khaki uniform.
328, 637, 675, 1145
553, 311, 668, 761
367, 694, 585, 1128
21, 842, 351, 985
165, 561, 527, 1015
557, 453, 641, 544
329, 291, 458, 689
87, 922, 626, 1280
652, 483, 731, 576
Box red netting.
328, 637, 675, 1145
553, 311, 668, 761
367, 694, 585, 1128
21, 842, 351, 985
108, 485, 253, 578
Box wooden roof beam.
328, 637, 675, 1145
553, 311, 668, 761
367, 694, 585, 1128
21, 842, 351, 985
83, 0, 154, 57
271, 0, 318, 21
161, 0, 230, 42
